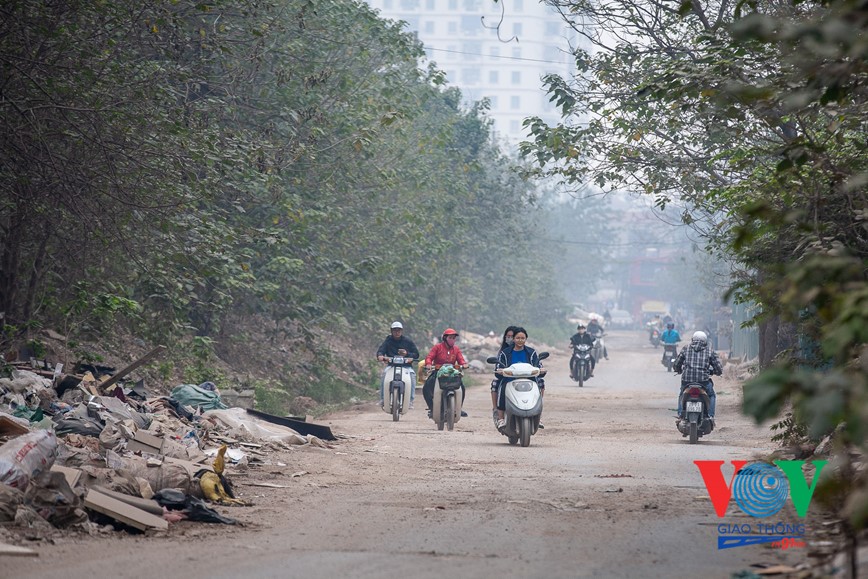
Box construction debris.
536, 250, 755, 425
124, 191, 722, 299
0, 339, 340, 542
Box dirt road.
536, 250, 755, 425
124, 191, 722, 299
5, 331, 810, 578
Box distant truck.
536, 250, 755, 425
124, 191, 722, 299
640, 301, 670, 324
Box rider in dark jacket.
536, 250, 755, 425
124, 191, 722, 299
569, 323, 597, 376
376, 321, 420, 408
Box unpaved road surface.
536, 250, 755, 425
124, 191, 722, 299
5, 331, 811, 578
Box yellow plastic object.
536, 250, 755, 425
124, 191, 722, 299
199, 471, 246, 505
213, 444, 227, 475
199, 444, 246, 505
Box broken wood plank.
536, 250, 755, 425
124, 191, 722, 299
83, 489, 168, 531
0, 415, 30, 436
91, 486, 164, 517
242, 482, 290, 488
97, 345, 166, 393
0, 542, 38, 557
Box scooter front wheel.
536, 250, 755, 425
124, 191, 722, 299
520, 417, 532, 447
446, 395, 455, 431
391, 390, 400, 422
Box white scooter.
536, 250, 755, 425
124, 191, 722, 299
487, 353, 549, 447
430, 365, 464, 431
591, 334, 606, 363
381, 356, 414, 422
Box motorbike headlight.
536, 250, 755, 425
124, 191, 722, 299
513, 380, 534, 392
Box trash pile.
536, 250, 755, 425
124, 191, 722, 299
0, 353, 334, 540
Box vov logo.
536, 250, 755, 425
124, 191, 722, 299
694, 460, 827, 550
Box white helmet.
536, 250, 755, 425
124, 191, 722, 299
692, 331, 707, 342
390, 321, 403, 329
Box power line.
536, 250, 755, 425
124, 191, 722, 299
539, 238, 684, 247
425, 46, 569, 66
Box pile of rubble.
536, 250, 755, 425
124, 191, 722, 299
0, 351, 335, 551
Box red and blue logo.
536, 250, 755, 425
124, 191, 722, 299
694, 460, 826, 549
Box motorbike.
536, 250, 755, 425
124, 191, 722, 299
380, 356, 414, 422
649, 327, 661, 348
487, 352, 549, 447
661, 343, 679, 372
429, 364, 464, 431
677, 381, 714, 444
569, 344, 593, 387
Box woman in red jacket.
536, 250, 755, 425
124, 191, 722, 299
423, 328, 469, 417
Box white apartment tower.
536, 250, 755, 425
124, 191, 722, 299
364, 0, 576, 147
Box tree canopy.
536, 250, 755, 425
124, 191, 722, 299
0, 0, 565, 401
524, 0, 868, 537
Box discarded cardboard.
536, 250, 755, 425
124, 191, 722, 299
245, 408, 336, 440
83, 488, 168, 531
50, 465, 82, 488
0, 542, 38, 556
127, 429, 164, 455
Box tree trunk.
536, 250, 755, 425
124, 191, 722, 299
0, 214, 24, 322
22, 227, 51, 322
758, 315, 780, 369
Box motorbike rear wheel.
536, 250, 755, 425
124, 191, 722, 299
446, 395, 455, 431
689, 421, 698, 444
666, 358, 672, 372
520, 417, 531, 447
391, 390, 400, 422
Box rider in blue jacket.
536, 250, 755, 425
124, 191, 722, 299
661, 322, 681, 364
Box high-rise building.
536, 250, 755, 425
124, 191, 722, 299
364, 0, 576, 147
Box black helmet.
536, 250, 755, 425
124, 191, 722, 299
577, 323, 586, 330
667, 322, 674, 329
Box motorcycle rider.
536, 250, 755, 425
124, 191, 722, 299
587, 318, 608, 360
673, 330, 723, 425
660, 322, 681, 364
376, 321, 420, 409
494, 327, 545, 430
569, 323, 597, 378
423, 328, 469, 418
491, 326, 518, 420
648, 314, 663, 342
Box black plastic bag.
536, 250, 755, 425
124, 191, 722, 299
153, 488, 237, 525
